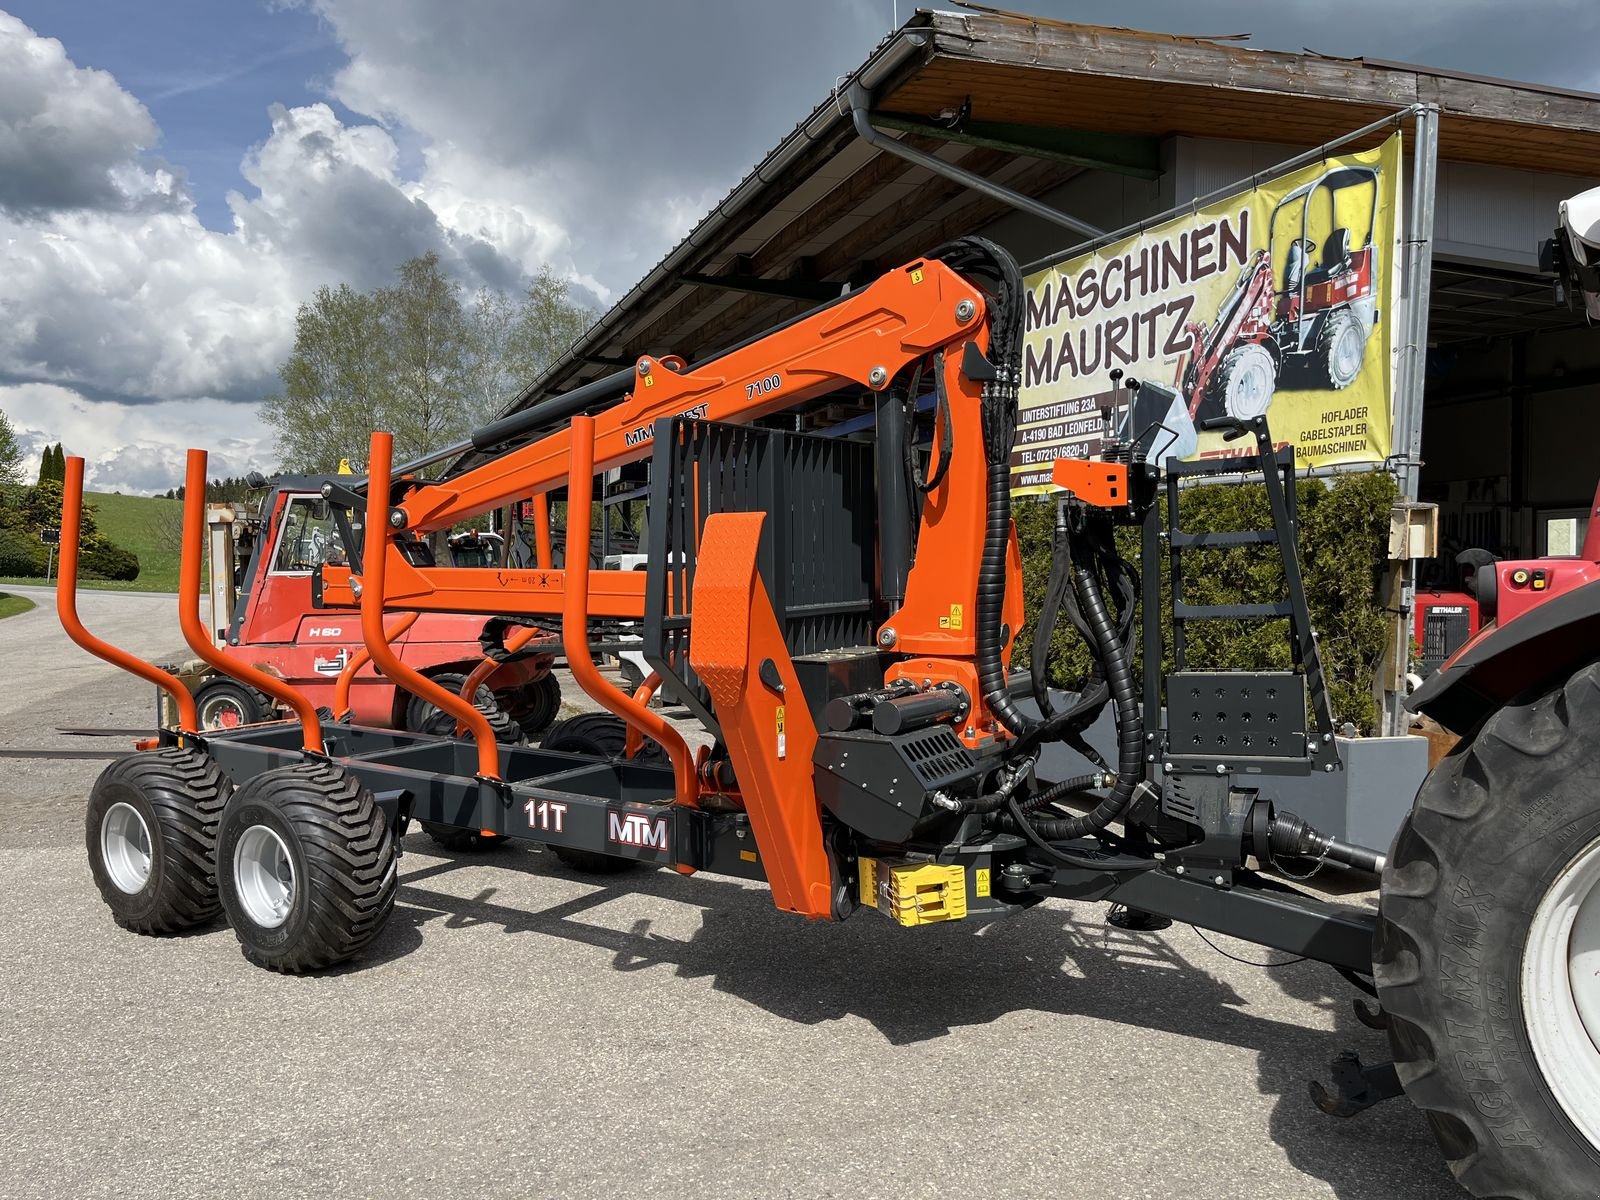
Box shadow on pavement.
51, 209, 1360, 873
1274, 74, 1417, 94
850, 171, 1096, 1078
384, 840, 1465, 1200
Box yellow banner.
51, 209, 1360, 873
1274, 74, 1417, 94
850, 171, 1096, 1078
1015, 133, 1404, 490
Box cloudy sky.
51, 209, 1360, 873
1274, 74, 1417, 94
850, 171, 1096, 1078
2, 1, 1597, 494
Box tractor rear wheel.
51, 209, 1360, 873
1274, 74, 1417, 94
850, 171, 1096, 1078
1316, 308, 1367, 389
217, 761, 397, 972
1375, 663, 1600, 1199
1211, 342, 1277, 420
85, 748, 232, 934
498, 672, 563, 741
194, 679, 269, 730
405, 671, 523, 744
540, 713, 669, 874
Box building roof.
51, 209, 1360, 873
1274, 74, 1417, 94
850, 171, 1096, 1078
480, 6, 1600, 455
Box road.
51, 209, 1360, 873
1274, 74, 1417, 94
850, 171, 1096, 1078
0, 586, 1464, 1199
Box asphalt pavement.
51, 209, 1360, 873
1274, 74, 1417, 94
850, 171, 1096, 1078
0, 585, 1466, 1199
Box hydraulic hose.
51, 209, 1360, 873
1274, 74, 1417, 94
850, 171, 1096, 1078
997, 529, 1144, 839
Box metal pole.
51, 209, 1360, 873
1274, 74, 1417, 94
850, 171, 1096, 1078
1382, 103, 1440, 737
844, 83, 1105, 241
46, 544, 54, 583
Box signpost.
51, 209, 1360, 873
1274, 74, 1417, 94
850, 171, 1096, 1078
40, 526, 60, 582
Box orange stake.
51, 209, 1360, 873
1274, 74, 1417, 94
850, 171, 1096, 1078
179, 450, 323, 752
361, 432, 502, 779
562, 415, 698, 804
57, 456, 200, 734
532, 492, 553, 569
334, 610, 418, 721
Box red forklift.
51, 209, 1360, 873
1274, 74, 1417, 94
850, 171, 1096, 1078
175, 474, 561, 739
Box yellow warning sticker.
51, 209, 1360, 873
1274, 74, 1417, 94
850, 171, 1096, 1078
909, 267, 925, 284
976, 868, 991, 898
775, 704, 787, 760
948, 603, 964, 631
775, 705, 785, 734
642, 374, 654, 387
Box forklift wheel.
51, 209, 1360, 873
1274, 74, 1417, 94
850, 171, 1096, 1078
540, 714, 669, 874
406, 672, 524, 744
194, 679, 268, 730
498, 672, 563, 741
85, 748, 233, 934
217, 761, 396, 973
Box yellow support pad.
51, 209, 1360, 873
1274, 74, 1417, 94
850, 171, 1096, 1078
858, 858, 968, 926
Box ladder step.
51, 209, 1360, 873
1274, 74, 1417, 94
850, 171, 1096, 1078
1170, 529, 1278, 548
1174, 602, 1294, 621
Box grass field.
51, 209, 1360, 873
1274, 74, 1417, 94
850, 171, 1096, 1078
0, 491, 183, 593
0, 592, 36, 618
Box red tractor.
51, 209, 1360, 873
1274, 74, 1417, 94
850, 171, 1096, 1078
1181, 164, 1382, 424
174, 474, 561, 739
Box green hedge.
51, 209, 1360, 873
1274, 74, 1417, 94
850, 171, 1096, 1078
1014, 470, 1398, 733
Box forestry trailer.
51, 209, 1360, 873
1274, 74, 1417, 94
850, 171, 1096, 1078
61, 219, 1600, 1197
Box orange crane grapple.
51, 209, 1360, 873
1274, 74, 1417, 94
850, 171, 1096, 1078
59, 230, 1600, 1200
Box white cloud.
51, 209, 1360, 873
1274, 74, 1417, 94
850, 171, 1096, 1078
0, 383, 271, 495
0, 12, 182, 217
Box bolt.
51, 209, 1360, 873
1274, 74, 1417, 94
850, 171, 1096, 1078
1147, 754, 1156, 763
965, 726, 975, 738
1322, 732, 1333, 744
1324, 763, 1336, 773
868, 365, 888, 388
878, 627, 897, 648
320, 482, 334, 499
1213, 874, 1227, 887
1175, 865, 1186, 876
1215, 763, 1227, 775
955, 298, 976, 323
1163, 762, 1174, 773
638, 357, 652, 376
1145, 732, 1155, 742
388, 509, 406, 528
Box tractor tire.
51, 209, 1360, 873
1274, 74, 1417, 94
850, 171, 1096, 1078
194, 679, 269, 730
405, 672, 524, 745
1210, 342, 1278, 420
540, 713, 669, 874
1374, 663, 1600, 1199
85, 748, 233, 934
216, 761, 397, 973
1315, 308, 1367, 390
498, 672, 563, 741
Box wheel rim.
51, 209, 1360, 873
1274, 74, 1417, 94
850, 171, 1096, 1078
199, 694, 246, 730
1330, 320, 1364, 383
234, 825, 296, 929
1226, 352, 1275, 419
1522, 831, 1600, 1148
100, 802, 153, 894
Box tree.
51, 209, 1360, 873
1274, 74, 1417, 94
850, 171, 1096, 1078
379, 252, 474, 463
261, 254, 595, 473
0, 410, 23, 488
36, 442, 63, 485
262, 284, 390, 473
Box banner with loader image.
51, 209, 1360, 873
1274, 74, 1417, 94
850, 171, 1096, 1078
1013, 133, 1403, 491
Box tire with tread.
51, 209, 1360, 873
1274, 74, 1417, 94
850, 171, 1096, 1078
217, 761, 396, 972
193, 679, 270, 730
1375, 663, 1600, 1199
540, 713, 668, 874
498, 672, 563, 741
1315, 307, 1367, 390
405, 671, 523, 745
86, 747, 233, 933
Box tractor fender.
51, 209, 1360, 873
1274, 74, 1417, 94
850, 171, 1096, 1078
1408, 577, 1600, 734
